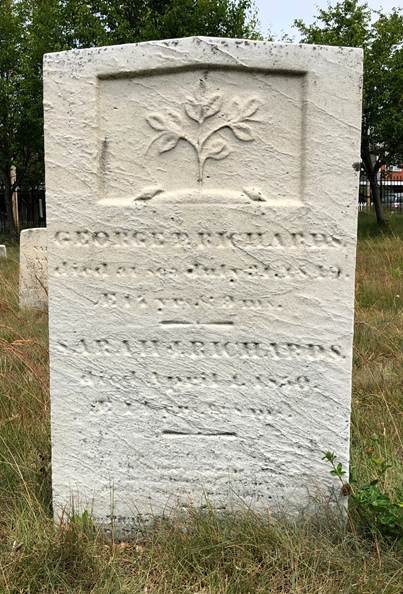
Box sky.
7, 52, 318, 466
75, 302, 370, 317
254, 1, 402, 38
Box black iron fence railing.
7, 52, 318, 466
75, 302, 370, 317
0, 186, 46, 234
359, 172, 403, 212
1, 173, 401, 235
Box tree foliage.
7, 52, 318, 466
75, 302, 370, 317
295, 0, 403, 224
0, 0, 259, 234
60, 0, 260, 46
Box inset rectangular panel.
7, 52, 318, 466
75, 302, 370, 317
98, 69, 305, 206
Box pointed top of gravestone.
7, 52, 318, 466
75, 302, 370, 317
43, 36, 363, 70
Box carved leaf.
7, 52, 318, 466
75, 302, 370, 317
198, 79, 208, 98
134, 186, 164, 201
158, 132, 179, 153
146, 113, 167, 131
185, 100, 204, 124
243, 187, 266, 202
231, 123, 255, 142
203, 94, 223, 119
167, 111, 184, 128
242, 98, 261, 119
230, 98, 242, 119
205, 139, 231, 161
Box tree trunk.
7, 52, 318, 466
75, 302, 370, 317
361, 142, 385, 226
3, 173, 16, 237
368, 170, 385, 226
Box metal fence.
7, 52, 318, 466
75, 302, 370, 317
1, 173, 401, 234
359, 171, 403, 212
0, 186, 46, 234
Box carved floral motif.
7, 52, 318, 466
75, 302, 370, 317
146, 80, 262, 184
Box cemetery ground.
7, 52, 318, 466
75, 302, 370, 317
0, 214, 402, 594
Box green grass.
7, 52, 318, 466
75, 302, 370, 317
357, 210, 403, 240
0, 214, 402, 593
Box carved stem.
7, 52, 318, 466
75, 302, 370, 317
197, 122, 234, 183
200, 122, 233, 150
197, 138, 203, 184
182, 136, 203, 184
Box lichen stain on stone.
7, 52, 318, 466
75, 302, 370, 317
100, 137, 109, 174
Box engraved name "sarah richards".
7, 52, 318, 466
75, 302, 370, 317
57, 338, 345, 360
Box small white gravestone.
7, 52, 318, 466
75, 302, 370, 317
19, 228, 48, 310
0, 245, 7, 259
44, 38, 362, 531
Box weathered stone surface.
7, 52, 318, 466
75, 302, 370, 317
19, 228, 48, 310
0, 245, 7, 259
44, 38, 363, 530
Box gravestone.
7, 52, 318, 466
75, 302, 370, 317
0, 245, 6, 259
44, 38, 363, 531
19, 228, 48, 310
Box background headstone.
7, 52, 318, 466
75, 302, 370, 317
44, 38, 362, 531
0, 245, 7, 259
19, 228, 48, 310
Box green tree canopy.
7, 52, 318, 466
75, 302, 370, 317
59, 0, 259, 46
295, 0, 403, 225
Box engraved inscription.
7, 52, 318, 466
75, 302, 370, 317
54, 229, 345, 249
54, 260, 345, 280
80, 369, 313, 391
57, 338, 345, 360
150, 371, 313, 390
95, 292, 280, 311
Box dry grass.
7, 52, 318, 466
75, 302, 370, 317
0, 213, 402, 593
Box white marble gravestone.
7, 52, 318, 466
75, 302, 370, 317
19, 228, 48, 310
44, 38, 362, 530
0, 245, 7, 259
